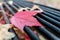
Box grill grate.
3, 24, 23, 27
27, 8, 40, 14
0, 0, 60, 40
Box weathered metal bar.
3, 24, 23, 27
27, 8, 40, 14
3, 2, 15, 15
39, 7, 60, 17
6, 2, 18, 11
13, 0, 33, 8
36, 4, 60, 13
44, 10, 60, 17
13, 0, 26, 7
34, 15, 60, 34
24, 26, 40, 40
43, 12, 60, 22
37, 13, 60, 27
3, 0, 19, 10
35, 26, 60, 40
13, 2, 21, 9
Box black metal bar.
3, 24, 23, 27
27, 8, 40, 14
34, 15, 60, 34
3, 2, 15, 15
24, 26, 40, 40
38, 5, 60, 14
6, 1, 18, 11
39, 7, 60, 17
37, 13, 60, 27
0, 4, 19, 40
44, 10, 60, 17
16, 0, 33, 8
36, 4, 60, 13
43, 12, 60, 22
13, 2, 21, 9
13, 0, 26, 8
35, 26, 60, 40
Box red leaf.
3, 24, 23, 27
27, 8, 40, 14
10, 11, 42, 31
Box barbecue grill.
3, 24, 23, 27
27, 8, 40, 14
0, 0, 60, 40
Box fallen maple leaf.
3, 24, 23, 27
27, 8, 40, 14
10, 11, 42, 31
